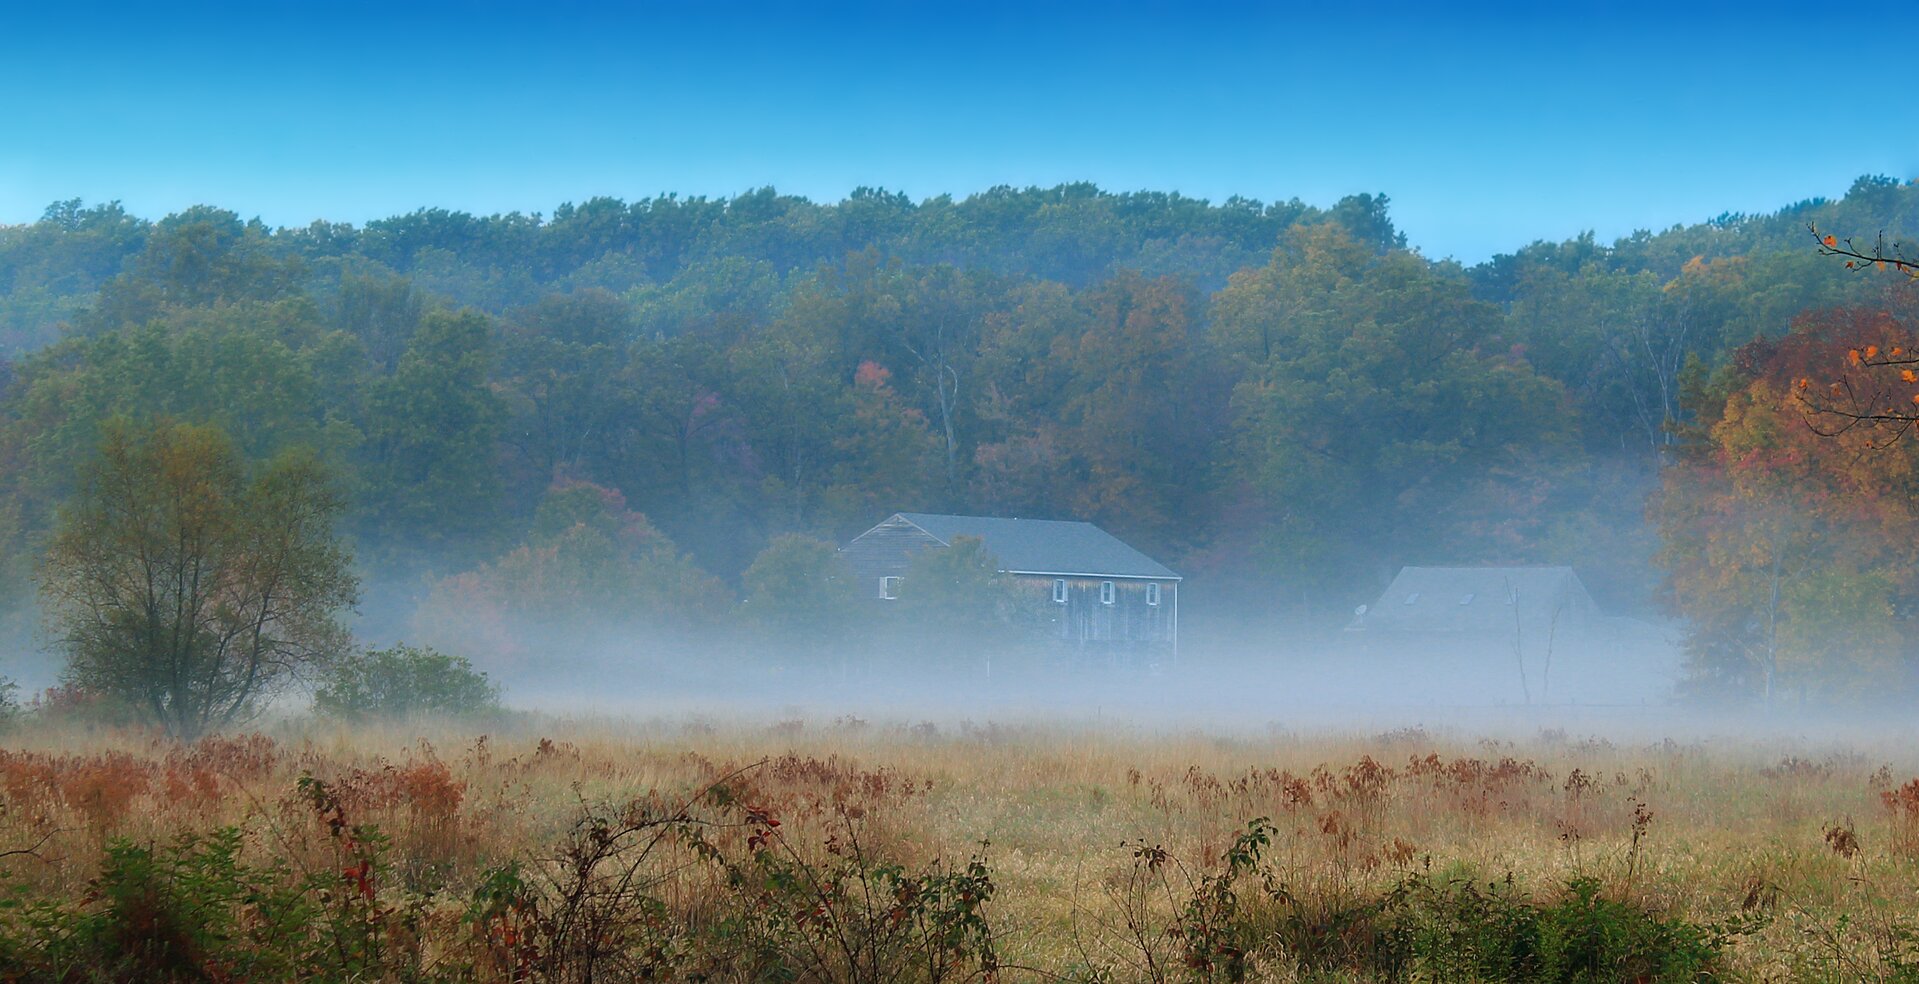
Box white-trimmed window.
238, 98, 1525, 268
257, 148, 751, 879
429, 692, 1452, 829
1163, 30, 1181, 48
1100, 581, 1115, 605
1053, 578, 1068, 603
1146, 583, 1161, 606
881, 576, 901, 600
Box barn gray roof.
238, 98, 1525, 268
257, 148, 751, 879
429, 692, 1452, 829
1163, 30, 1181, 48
1353, 566, 1594, 633
890, 513, 1179, 580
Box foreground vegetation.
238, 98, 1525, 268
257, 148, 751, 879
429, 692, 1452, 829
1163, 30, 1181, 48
3, 717, 1919, 981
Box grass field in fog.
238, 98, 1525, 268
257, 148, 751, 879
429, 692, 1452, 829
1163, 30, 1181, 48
4, 716, 1919, 981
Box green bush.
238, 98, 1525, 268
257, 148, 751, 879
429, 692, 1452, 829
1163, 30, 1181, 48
1093, 823, 1742, 984
1398, 874, 1734, 983
313, 644, 502, 722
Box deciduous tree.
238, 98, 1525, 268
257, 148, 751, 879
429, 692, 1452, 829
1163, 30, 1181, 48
1656, 311, 1919, 701
41, 421, 357, 738
361, 309, 503, 550
411, 481, 726, 668
742, 534, 861, 661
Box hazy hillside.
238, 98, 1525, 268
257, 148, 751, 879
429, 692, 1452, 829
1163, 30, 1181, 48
2, 176, 1915, 699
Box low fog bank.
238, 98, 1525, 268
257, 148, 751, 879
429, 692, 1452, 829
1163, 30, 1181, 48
464, 616, 1919, 745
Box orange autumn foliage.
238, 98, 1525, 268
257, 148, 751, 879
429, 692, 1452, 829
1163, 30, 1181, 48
1655, 306, 1919, 698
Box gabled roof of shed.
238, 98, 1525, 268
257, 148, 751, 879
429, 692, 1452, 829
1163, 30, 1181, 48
1354, 566, 1592, 633
884, 512, 1180, 580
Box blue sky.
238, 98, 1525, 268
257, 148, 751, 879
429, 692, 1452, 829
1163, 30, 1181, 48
0, 1, 1911, 263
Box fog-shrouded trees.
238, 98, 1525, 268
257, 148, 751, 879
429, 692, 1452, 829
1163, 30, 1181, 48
1211, 229, 1573, 595
743, 534, 862, 663
5, 178, 1919, 702
410, 480, 726, 669
894, 536, 1040, 668
360, 308, 503, 554
1655, 308, 1919, 703
40, 421, 357, 738
0, 363, 27, 661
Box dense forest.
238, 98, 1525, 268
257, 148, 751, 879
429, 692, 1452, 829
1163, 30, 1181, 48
2, 176, 1917, 699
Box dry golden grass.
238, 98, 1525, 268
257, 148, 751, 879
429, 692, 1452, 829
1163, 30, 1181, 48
4, 714, 1919, 980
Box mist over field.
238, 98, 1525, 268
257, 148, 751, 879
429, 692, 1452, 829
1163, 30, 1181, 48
2, 177, 1918, 737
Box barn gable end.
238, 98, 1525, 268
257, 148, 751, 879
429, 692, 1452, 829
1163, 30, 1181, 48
1351, 566, 1595, 635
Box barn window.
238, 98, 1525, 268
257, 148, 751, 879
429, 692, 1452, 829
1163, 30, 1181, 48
1100, 581, 1115, 605
1053, 578, 1068, 603
881, 576, 901, 600
1146, 583, 1161, 606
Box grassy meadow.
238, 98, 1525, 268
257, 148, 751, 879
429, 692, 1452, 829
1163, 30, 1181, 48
3, 714, 1918, 981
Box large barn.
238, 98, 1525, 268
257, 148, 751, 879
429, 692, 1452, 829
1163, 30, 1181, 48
840, 512, 1181, 664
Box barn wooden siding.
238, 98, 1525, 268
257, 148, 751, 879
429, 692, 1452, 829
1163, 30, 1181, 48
1018, 575, 1177, 648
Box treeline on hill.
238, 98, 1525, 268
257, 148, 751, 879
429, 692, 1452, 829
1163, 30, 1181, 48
1, 177, 1917, 700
